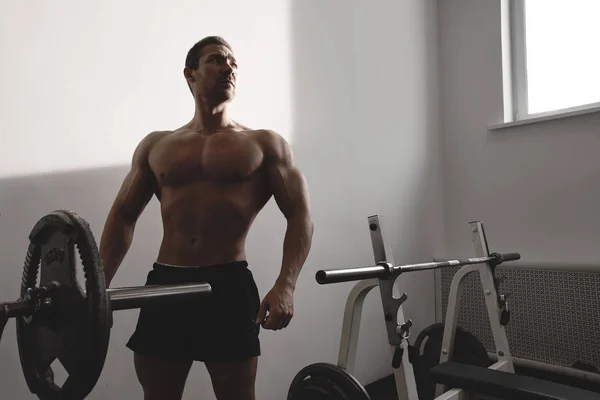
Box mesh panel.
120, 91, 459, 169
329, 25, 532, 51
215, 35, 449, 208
439, 266, 600, 370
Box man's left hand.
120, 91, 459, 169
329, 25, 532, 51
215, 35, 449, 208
256, 283, 294, 330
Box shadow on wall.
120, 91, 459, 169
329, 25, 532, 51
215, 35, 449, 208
0, 164, 165, 293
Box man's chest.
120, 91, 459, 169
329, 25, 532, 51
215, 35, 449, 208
149, 131, 266, 185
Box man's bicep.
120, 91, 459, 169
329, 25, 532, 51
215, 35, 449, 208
269, 163, 311, 220
261, 129, 310, 218
111, 165, 155, 222
109, 135, 158, 223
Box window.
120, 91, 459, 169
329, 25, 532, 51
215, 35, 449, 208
506, 0, 600, 122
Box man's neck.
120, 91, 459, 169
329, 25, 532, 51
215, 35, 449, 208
190, 98, 234, 133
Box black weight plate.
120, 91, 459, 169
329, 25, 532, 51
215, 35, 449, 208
288, 362, 372, 400
412, 322, 491, 400
16, 210, 111, 400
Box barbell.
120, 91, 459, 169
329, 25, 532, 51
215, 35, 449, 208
315, 253, 521, 284
0, 210, 212, 400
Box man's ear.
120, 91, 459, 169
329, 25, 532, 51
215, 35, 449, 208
183, 67, 195, 84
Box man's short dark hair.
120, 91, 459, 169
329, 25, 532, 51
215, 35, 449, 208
185, 36, 233, 70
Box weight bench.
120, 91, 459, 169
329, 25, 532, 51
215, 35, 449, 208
430, 361, 600, 400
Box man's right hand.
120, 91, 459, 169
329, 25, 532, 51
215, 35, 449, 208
255, 282, 294, 330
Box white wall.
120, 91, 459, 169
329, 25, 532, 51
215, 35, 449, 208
0, 0, 293, 178
0, 0, 442, 398
438, 0, 600, 262
290, 0, 443, 387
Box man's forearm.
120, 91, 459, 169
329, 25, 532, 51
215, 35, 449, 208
275, 213, 314, 290
99, 214, 135, 287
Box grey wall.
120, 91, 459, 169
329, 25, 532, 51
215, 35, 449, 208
438, 0, 600, 263
290, 0, 443, 387
0, 0, 442, 398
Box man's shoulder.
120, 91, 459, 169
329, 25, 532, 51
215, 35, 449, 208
247, 128, 288, 149
132, 130, 173, 162
143, 130, 174, 143
138, 130, 173, 149
247, 129, 292, 164
255, 128, 285, 140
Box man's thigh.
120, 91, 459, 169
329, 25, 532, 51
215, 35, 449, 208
134, 352, 193, 400
205, 357, 258, 400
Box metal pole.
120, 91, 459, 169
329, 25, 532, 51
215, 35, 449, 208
0, 282, 213, 319
316, 265, 388, 284
108, 283, 212, 311
2, 300, 34, 318
316, 253, 520, 284
366, 215, 419, 400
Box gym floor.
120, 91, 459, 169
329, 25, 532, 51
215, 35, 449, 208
365, 375, 397, 400
364, 365, 600, 400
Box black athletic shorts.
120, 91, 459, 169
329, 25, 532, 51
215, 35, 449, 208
126, 261, 261, 362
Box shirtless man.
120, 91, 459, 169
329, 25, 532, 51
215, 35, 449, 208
99, 36, 313, 400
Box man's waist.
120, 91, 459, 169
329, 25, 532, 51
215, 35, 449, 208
156, 240, 246, 267
153, 260, 249, 270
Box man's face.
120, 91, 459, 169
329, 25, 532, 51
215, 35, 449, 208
188, 44, 238, 104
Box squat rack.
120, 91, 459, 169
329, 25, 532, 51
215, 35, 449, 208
319, 215, 517, 399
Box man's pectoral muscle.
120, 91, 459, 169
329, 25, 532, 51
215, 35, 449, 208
256, 132, 314, 330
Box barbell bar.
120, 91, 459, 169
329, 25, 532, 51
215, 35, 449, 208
0, 283, 211, 320
0, 209, 212, 400
109, 282, 211, 311
315, 252, 521, 284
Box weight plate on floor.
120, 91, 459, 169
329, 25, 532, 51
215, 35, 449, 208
411, 322, 491, 400
16, 210, 111, 400
288, 362, 372, 400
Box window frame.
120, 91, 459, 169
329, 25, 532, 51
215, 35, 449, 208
506, 0, 600, 123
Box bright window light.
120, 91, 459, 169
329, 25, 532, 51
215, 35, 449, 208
509, 0, 600, 119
